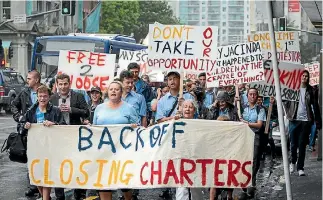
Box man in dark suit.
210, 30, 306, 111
50, 73, 89, 200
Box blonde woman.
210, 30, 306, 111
92, 81, 139, 200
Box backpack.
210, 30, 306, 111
1, 125, 28, 164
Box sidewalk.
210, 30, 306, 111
277, 149, 322, 200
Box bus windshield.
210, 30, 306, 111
34, 38, 106, 82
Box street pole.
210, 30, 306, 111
265, 1, 293, 200
318, 50, 322, 161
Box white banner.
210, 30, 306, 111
27, 120, 254, 189
207, 42, 264, 87
304, 62, 320, 86
248, 31, 300, 64
148, 25, 218, 73
250, 60, 304, 101
117, 49, 164, 82
58, 50, 116, 90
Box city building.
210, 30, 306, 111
0, 0, 95, 76
168, 0, 252, 46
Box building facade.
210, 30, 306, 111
0, 0, 95, 76
169, 0, 251, 46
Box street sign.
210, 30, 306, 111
13, 14, 27, 24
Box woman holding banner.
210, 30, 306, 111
175, 99, 204, 200
92, 81, 139, 200
22, 85, 64, 200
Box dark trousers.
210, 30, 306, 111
252, 135, 262, 186
54, 188, 65, 200
289, 120, 312, 170
262, 131, 276, 158
27, 172, 38, 190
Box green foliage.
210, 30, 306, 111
134, 1, 180, 42
99, 0, 180, 42
99, 1, 140, 35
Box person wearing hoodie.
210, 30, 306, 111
206, 91, 239, 121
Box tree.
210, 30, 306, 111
134, 1, 180, 42
99, 1, 140, 35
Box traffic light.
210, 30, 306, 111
279, 17, 286, 31
8, 46, 13, 59
61, 0, 76, 16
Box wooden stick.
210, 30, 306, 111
235, 86, 242, 119
265, 103, 273, 134
179, 71, 184, 98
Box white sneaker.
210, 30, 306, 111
290, 163, 296, 173
298, 170, 305, 176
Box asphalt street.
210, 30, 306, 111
0, 111, 321, 200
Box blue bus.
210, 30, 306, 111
30, 33, 147, 83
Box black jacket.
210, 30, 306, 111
11, 87, 34, 122
23, 102, 64, 124
207, 104, 239, 121
50, 90, 89, 125
284, 85, 321, 128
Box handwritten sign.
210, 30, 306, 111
250, 60, 304, 101
58, 50, 116, 90
207, 42, 264, 87
148, 24, 218, 73
248, 31, 300, 64
304, 62, 320, 86
27, 120, 254, 189
184, 72, 200, 81
118, 49, 148, 75
118, 49, 164, 82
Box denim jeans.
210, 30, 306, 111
309, 122, 317, 147
289, 120, 312, 170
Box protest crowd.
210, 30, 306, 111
1, 25, 321, 200
6, 62, 320, 200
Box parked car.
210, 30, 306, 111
0, 68, 26, 113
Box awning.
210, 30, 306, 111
300, 1, 322, 35
2, 41, 11, 49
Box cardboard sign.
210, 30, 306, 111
304, 62, 320, 86
117, 49, 164, 82
207, 42, 264, 87
27, 120, 254, 189
58, 50, 116, 90
148, 25, 218, 73
250, 60, 304, 101
247, 31, 300, 64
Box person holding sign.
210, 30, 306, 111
176, 99, 204, 200
238, 87, 266, 198
22, 85, 64, 200
284, 70, 321, 176
49, 73, 89, 200
156, 71, 194, 198
156, 71, 194, 123
92, 81, 139, 200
